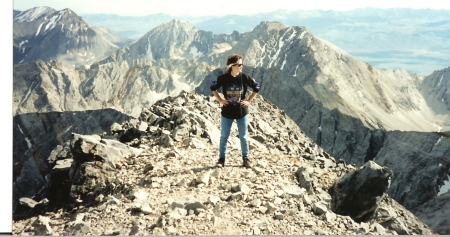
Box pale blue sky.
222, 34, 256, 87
13, 0, 450, 16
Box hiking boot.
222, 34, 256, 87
217, 158, 225, 167
242, 156, 251, 168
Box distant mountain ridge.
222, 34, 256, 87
13, 7, 450, 75
81, 8, 450, 76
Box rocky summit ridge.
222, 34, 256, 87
12, 92, 434, 235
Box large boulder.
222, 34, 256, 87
329, 160, 393, 222
69, 133, 143, 202
12, 109, 133, 214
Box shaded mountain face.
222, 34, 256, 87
421, 67, 450, 131
12, 13, 450, 234
13, 6, 118, 67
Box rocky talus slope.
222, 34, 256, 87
12, 92, 434, 235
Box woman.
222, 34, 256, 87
210, 54, 261, 168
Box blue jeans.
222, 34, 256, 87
219, 115, 249, 158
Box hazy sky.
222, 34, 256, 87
13, 0, 450, 16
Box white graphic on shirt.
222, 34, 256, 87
226, 84, 242, 106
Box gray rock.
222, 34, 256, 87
138, 121, 148, 132
313, 202, 328, 215
160, 131, 174, 147
329, 161, 392, 222
70, 221, 91, 236
250, 199, 261, 207
171, 195, 207, 211
32, 215, 53, 235
284, 185, 306, 198
208, 196, 221, 205
295, 166, 315, 194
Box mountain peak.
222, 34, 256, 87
14, 6, 56, 22
255, 21, 289, 31
13, 6, 118, 67
164, 19, 196, 30
148, 19, 197, 36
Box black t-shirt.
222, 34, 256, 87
210, 72, 260, 119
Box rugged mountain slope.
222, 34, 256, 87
13, 6, 118, 67
93, 19, 446, 131
421, 66, 450, 131
13, 60, 89, 115
15, 17, 444, 132
414, 191, 450, 234
97, 19, 241, 64
12, 92, 434, 235
91, 26, 134, 47
13, 59, 214, 117
97, 19, 198, 62
237, 22, 443, 131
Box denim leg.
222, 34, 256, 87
236, 115, 249, 157
219, 115, 233, 158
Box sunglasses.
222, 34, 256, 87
233, 63, 243, 67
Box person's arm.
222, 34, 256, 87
247, 91, 258, 102
240, 91, 258, 106
211, 77, 229, 106
212, 90, 229, 106
240, 75, 260, 106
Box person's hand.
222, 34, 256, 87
240, 100, 251, 106
220, 99, 229, 106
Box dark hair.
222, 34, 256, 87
226, 54, 243, 73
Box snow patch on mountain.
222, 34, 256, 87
188, 46, 203, 58
213, 43, 232, 54
438, 173, 450, 196
17, 125, 32, 149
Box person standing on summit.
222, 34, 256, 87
210, 54, 261, 168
